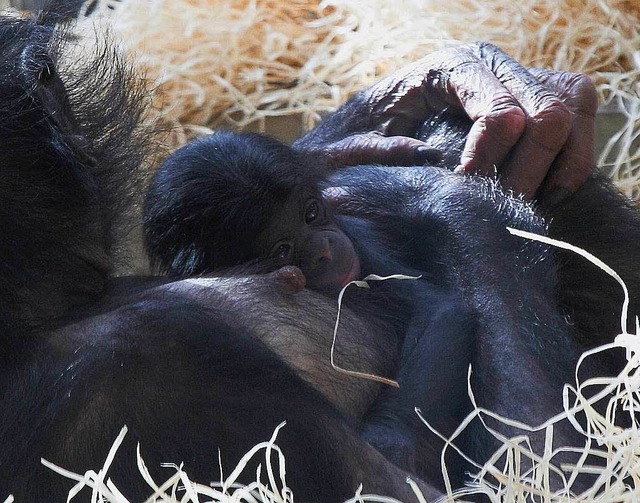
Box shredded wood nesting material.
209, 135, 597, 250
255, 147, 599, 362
78, 0, 639, 197
76, 0, 354, 146
80, 0, 640, 120
41, 423, 295, 502
76, 0, 639, 194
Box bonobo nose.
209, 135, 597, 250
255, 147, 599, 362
308, 236, 332, 268
299, 228, 359, 291
319, 237, 332, 262
305, 232, 336, 269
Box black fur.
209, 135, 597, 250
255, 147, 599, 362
2, 7, 640, 502
141, 130, 583, 486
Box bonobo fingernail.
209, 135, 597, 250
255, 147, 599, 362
415, 146, 442, 165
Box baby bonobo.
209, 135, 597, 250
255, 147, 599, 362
143, 131, 361, 291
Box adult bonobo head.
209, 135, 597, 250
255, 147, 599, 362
0, 10, 150, 351
143, 131, 361, 291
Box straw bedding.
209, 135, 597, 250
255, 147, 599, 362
2, 0, 639, 500
73, 0, 639, 197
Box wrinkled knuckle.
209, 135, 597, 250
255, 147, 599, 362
377, 136, 406, 156
484, 105, 527, 145
530, 100, 572, 148
387, 136, 418, 151
565, 72, 599, 115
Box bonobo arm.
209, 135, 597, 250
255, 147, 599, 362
294, 42, 596, 200
361, 288, 477, 488
544, 176, 640, 347
495, 63, 640, 347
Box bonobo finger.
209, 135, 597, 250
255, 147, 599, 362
528, 68, 598, 196
365, 45, 528, 176
384, 45, 526, 178
320, 133, 442, 168
322, 186, 368, 218
469, 43, 574, 199
322, 187, 360, 216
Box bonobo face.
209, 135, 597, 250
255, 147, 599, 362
257, 189, 361, 292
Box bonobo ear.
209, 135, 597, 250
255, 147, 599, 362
22, 46, 72, 127
21, 44, 95, 165
20, 43, 57, 91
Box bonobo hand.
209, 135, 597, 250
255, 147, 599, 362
294, 42, 598, 200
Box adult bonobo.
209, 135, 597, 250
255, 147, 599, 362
0, 7, 637, 502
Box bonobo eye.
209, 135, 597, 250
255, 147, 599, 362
272, 242, 294, 262
304, 200, 320, 224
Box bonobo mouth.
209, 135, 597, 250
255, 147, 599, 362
339, 256, 361, 288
